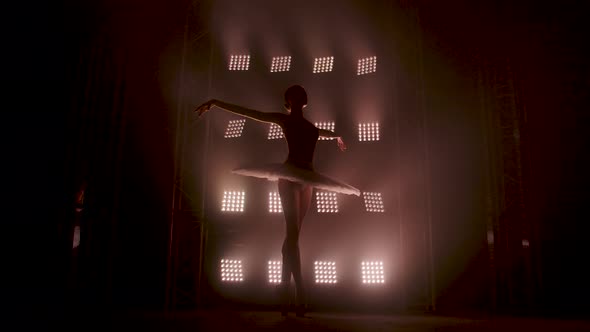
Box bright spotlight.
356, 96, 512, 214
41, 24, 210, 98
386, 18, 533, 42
268, 192, 283, 213
268, 260, 282, 284
314, 261, 338, 284
313, 56, 334, 73
221, 191, 245, 212
220, 259, 244, 282
315, 191, 338, 213
362, 192, 385, 213
314, 122, 336, 140
358, 122, 380, 142
270, 56, 291, 72
357, 56, 377, 75
361, 261, 385, 284
229, 54, 250, 71
224, 119, 246, 138
267, 123, 284, 140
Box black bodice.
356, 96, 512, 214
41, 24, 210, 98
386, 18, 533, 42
281, 115, 319, 169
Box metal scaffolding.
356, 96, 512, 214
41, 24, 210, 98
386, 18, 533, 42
479, 55, 535, 312
165, 0, 213, 312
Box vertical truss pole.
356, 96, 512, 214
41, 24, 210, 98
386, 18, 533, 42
478, 59, 499, 312
196, 27, 214, 307
490, 55, 532, 311
503, 57, 532, 309
388, 0, 406, 310
165, 3, 190, 313
415, 6, 436, 312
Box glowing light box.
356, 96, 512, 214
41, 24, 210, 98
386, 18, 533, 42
313, 56, 334, 73
221, 259, 244, 282
361, 261, 385, 284
271, 56, 291, 72
224, 119, 246, 138
363, 192, 385, 213
229, 54, 250, 71
267, 123, 284, 140
358, 122, 380, 142
314, 261, 338, 284
316, 191, 338, 213
357, 56, 377, 75
221, 191, 245, 212
268, 192, 283, 213
268, 260, 282, 284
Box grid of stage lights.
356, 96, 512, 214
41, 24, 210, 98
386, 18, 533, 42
361, 261, 385, 284
314, 261, 338, 284
220, 259, 243, 282
224, 119, 246, 138
357, 56, 377, 75
270, 56, 291, 72
358, 122, 380, 141
221, 191, 245, 212
229, 54, 250, 71
316, 191, 338, 213
267, 123, 284, 140
315, 122, 336, 140
313, 56, 334, 73
268, 192, 283, 213
268, 260, 282, 284
363, 192, 385, 212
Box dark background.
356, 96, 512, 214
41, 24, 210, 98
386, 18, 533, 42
6, 0, 588, 324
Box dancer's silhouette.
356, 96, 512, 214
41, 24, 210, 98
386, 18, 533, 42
196, 85, 360, 317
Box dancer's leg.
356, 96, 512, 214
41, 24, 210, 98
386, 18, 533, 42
278, 180, 301, 308
298, 185, 313, 229
293, 185, 313, 306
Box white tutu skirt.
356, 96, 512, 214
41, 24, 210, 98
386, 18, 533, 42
232, 162, 361, 196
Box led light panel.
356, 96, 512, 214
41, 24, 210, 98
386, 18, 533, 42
363, 192, 385, 212
224, 119, 246, 138
268, 260, 282, 284
314, 261, 337, 284
357, 56, 377, 75
221, 191, 245, 212
268, 192, 283, 213
315, 121, 336, 140
229, 54, 250, 71
313, 56, 334, 73
271, 56, 291, 72
358, 122, 380, 141
361, 261, 385, 284
316, 191, 338, 213
221, 259, 243, 282
267, 123, 284, 140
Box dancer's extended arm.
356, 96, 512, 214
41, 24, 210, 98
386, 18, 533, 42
318, 129, 347, 151
196, 99, 284, 124
318, 129, 338, 139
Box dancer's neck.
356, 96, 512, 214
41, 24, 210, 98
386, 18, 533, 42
289, 108, 303, 117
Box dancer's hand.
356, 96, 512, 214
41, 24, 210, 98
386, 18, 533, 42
195, 99, 216, 117
337, 137, 347, 151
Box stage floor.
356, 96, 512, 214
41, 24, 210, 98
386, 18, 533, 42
104, 310, 590, 332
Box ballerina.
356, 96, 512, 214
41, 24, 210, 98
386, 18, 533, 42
195, 85, 360, 317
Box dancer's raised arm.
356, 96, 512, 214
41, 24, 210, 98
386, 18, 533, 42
196, 99, 285, 125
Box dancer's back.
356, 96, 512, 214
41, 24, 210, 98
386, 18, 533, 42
281, 114, 319, 169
